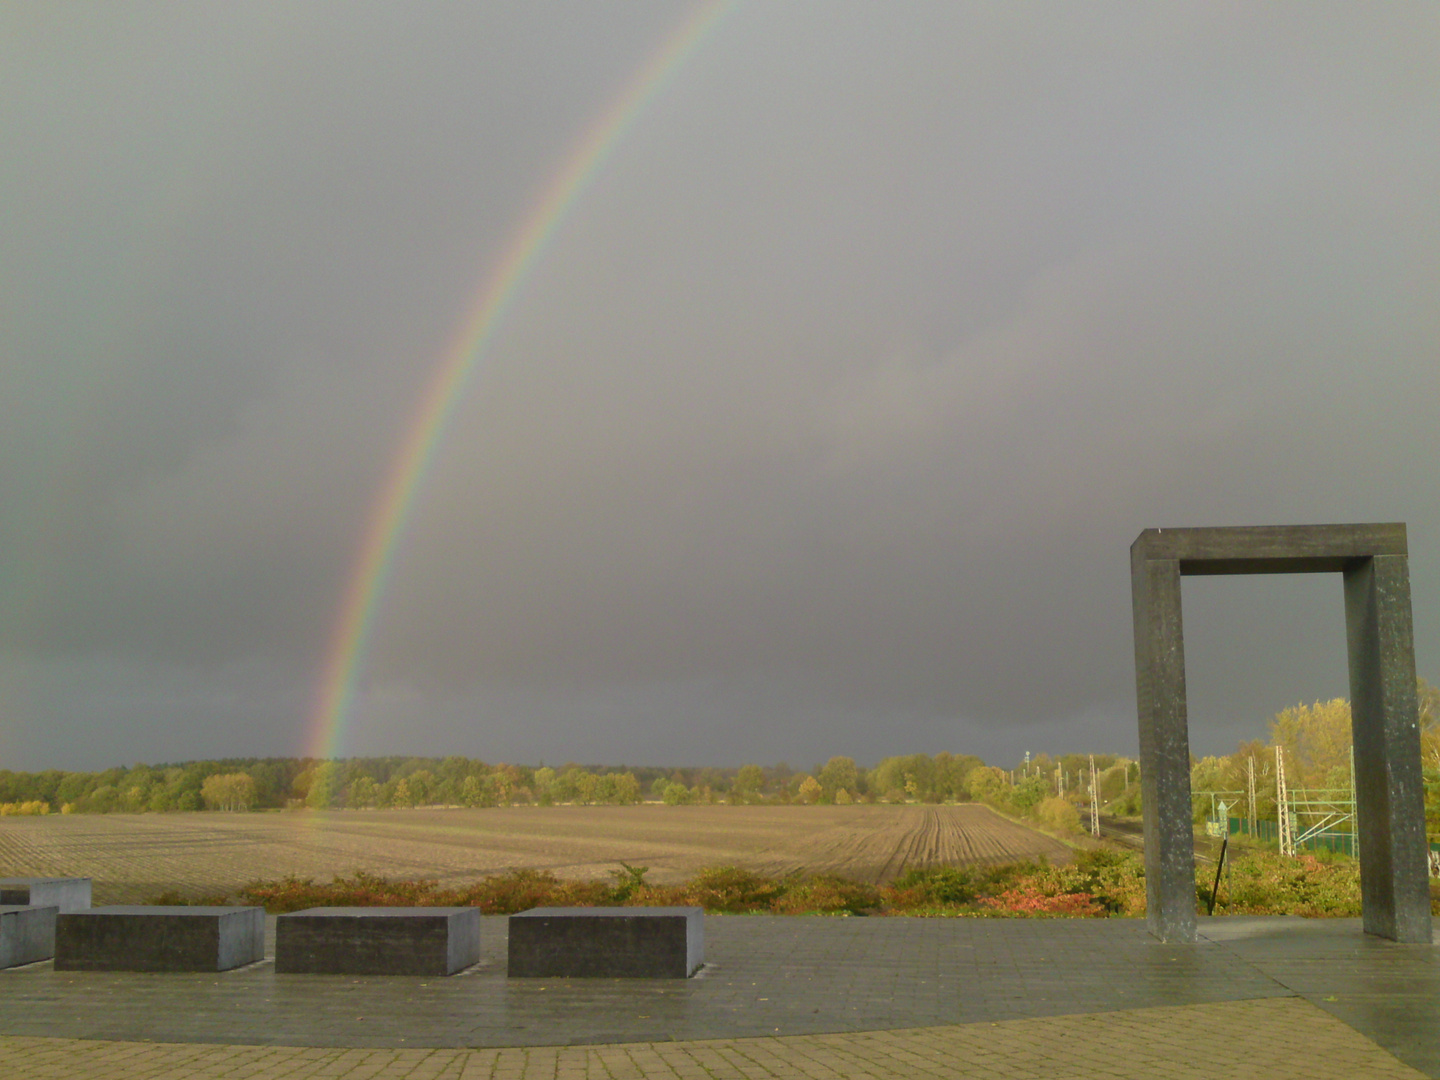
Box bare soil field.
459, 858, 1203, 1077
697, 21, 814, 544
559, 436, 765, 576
0, 804, 1073, 904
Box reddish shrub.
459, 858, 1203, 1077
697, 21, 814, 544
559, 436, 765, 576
979, 887, 1106, 917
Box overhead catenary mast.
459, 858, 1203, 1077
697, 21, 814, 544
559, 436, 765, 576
1247, 755, 1256, 839
1089, 754, 1100, 838
1276, 745, 1293, 857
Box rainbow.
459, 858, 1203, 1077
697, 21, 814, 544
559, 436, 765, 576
303, 4, 729, 762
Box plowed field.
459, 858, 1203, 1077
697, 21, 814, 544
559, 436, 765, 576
0, 804, 1073, 903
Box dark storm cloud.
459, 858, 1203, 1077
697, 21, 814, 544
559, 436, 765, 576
3, 3, 1437, 770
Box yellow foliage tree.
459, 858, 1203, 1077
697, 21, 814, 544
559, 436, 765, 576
200, 773, 255, 812
1269, 699, 1353, 789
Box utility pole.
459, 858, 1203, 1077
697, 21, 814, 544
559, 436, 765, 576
1276, 745, 1292, 857
1089, 754, 1100, 838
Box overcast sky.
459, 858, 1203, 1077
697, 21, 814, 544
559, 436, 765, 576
3, 3, 1438, 773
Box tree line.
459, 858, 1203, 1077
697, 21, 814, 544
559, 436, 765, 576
3, 677, 1433, 832
0, 752, 992, 814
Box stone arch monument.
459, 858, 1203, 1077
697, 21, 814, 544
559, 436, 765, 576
1130, 523, 1432, 943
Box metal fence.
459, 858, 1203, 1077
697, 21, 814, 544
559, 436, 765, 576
1223, 816, 1357, 855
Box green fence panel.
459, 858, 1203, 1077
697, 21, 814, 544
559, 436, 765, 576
1224, 817, 1358, 855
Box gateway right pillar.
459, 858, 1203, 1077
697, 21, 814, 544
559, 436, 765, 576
1344, 553, 1433, 943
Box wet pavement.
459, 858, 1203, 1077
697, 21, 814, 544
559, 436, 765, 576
1, 915, 1436, 1077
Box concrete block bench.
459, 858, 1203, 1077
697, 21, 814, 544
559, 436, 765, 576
0, 905, 58, 968
54, 906, 264, 972
0, 877, 91, 912
276, 907, 481, 975
507, 906, 703, 978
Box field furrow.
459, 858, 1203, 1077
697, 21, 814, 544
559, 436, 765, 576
0, 804, 1073, 901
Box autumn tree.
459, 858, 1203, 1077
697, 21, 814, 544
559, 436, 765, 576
305, 762, 341, 809
346, 775, 378, 808
732, 764, 766, 801
817, 757, 859, 802
965, 766, 1009, 809
1270, 699, 1353, 789
608, 772, 642, 805
201, 773, 256, 812
661, 781, 693, 805
492, 764, 525, 805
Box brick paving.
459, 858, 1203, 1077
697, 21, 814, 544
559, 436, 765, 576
1, 916, 1436, 1078
0, 999, 1426, 1079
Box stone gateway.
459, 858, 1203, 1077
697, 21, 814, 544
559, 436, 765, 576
1130, 523, 1432, 944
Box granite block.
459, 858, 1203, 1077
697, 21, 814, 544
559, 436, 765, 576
508, 906, 703, 978
276, 907, 480, 975
54, 906, 264, 972
0, 905, 58, 968
0, 877, 91, 912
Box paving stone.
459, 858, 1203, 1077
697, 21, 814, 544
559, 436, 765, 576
0, 916, 1435, 1077
0, 998, 1426, 1079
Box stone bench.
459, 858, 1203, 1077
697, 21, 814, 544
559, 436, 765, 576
507, 906, 703, 978
276, 907, 481, 975
0, 906, 58, 968
0, 877, 91, 912
55, 906, 264, 972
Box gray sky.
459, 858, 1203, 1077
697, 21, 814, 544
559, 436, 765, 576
3, 2, 1437, 773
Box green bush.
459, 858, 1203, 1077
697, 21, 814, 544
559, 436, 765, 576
1032, 795, 1082, 835
1217, 850, 1361, 917
887, 865, 983, 906
682, 865, 787, 912
609, 862, 650, 902
771, 875, 881, 915
1109, 785, 1142, 816
1030, 849, 1148, 915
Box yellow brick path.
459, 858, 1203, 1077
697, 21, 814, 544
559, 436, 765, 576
0, 997, 1426, 1079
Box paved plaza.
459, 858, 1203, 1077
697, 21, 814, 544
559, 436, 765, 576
2, 915, 1436, 1078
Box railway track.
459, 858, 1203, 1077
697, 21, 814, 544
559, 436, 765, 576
1097, 815, 1144, 849
1096, 814, 1219, 862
